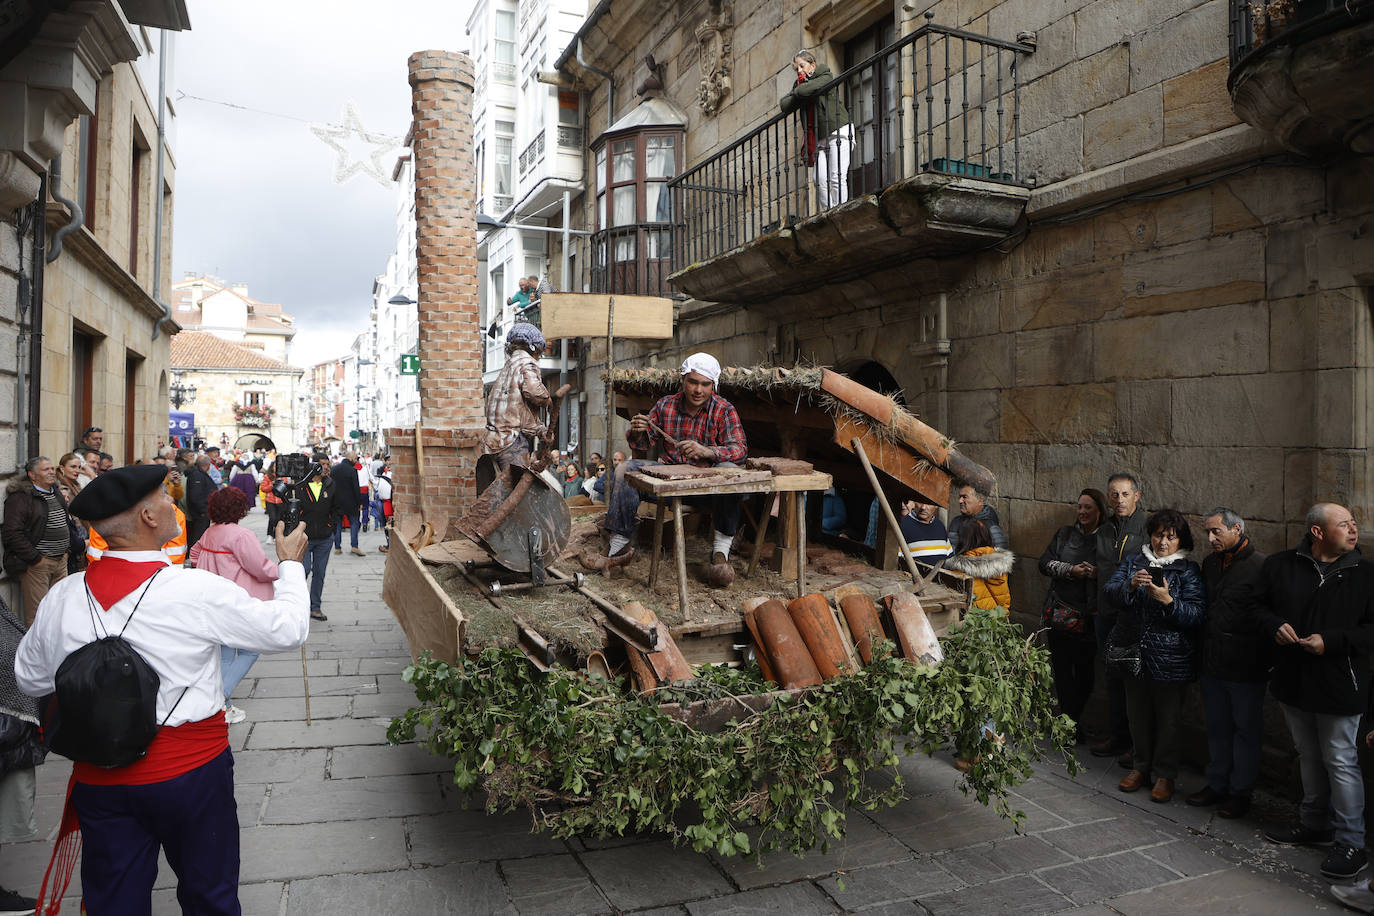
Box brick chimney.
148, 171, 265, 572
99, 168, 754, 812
385, 50, 484, 537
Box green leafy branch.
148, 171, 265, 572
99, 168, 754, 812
387, 613, 1078, 858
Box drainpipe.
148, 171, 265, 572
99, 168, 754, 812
46, 154, 82, 263
577, 39, 614, 135
559, 189, 571, 445
151, 28, 172, 338
27, 174, 46, 458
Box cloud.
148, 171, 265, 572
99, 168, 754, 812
171, 0, 473, 366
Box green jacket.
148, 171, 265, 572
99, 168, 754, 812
780, 63, 851, 139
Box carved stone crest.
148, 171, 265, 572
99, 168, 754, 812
695, 0, 732, 116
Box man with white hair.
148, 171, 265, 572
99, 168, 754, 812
583, 353, 747, 586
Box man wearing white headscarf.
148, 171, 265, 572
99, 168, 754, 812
583, 353, 747, 585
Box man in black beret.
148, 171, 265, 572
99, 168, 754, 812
15, 464, 311, 913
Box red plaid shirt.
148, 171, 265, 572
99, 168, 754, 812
629, 392, 747, 467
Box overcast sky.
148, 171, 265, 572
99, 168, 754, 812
171, 0, 472, 369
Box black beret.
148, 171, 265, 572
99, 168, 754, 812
69, 464, 169, 521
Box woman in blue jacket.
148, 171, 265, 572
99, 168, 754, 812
1105, 508, 1206, 804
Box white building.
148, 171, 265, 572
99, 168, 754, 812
171, 275, 297, 363
342, 331, 380, 456
469, 0, 587, 399
370, 149, 420, 443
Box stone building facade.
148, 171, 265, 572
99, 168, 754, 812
550, 0, 1373, 621
171, 275, 298, 363
169, 331, 304, 453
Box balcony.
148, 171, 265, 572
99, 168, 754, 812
589, 224, 676, 298
668, 16, 1033, 308
518, 130, 546, 175
1228, 0, 1374, 155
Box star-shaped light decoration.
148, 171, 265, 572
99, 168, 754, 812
309, 102, 402, 189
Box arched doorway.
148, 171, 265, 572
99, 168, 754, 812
841, 360, 906, 405
233, 433, 275, 453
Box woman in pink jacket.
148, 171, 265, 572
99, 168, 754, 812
188, 486, 279, 724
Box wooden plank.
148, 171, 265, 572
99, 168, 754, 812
625, 470, 832, 497
541, 293, 673, 340
381, 537, 466, 663
834, 415, 952, 507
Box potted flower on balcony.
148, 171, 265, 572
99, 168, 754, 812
1250, 0, 1296, 43
233, 403, 275, 429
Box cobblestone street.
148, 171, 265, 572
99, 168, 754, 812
2, 510, 1346, 914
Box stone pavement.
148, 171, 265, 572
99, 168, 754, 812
0, 508, 1352, 914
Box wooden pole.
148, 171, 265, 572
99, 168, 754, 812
300, 645, 312, 726
852, 437, 923, 586
605, 295, 616, 459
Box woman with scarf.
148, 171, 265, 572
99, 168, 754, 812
780, 49, 853, 209
1104, 508, 1206, 804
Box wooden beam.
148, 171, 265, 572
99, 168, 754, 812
833, 415, 952, 508
542, 293, 673, 339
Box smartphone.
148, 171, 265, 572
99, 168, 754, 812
1149, 568, 1165, 587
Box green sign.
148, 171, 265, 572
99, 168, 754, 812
349, 430, 361, 439
399, 354, 420, 375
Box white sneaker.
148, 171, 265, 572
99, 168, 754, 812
1332, 880, 1374, 913
223, 705, 247, 725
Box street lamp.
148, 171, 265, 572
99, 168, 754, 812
169, 373, 197, 409
353, 357, 375, 449
387, 294, 416, 306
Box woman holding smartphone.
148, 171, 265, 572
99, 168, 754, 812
1103, 508, 1206, 804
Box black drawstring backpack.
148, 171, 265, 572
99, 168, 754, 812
44, 570, 187, 768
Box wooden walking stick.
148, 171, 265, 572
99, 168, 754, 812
851, 437, 923, 587
301, 645, 312, 725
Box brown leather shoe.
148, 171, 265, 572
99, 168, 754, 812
1150, 778, 1175, 803
1119, 769, 1149, 793
705, 552, 736, 587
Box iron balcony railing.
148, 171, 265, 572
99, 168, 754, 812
518, 130, 546, 175
670, 14, 1033, 269
1229, 0, 1374, 68
589, 224, 676, 298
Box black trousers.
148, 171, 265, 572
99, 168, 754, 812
1047, 629, 1097, 728
1123, 677, 1189, 780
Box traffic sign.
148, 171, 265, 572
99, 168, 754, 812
399, 354, 420, 375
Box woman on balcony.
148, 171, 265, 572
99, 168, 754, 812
780, 49, 853, 209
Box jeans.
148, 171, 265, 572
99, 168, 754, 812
605, 458, 740, 540
815, 124, 853, 208
220, 646, 260, 701
1280, 702, 1365, 848
333, 509, 361, 549
302, 537, 333, 612
1123, 677, 1188, 780
1095, 612, 1132, 746
1200, 675, 1266, 797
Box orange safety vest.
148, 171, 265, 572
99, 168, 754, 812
87, 506, 188, 566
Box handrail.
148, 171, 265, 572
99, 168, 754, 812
1229, 0, 1374, 71
667, 14, 1034, 269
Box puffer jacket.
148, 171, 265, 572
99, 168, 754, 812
945, 546, 1014, 614
1255, 539, 1374, 715
1200, 540, 1270, 683
1104, 550, 1206, 682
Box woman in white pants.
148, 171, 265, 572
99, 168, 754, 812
780, 49, 853, 209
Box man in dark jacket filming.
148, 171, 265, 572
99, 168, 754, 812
1185, 507, 1267, 819
1257, 502, 1374, 881
297, 452, 337, 622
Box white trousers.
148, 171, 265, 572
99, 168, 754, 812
815, 124, 854, 209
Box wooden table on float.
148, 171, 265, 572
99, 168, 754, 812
624, 468, 833, 618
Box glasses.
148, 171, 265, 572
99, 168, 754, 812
83, 426, 102, 435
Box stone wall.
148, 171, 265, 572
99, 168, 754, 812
386, 51, 484, 532
168, 366, 303, 453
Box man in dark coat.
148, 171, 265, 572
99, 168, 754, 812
947, 485, 1007, 551
1257, 502, 1374, 881
2, 457, 72, 626
299, 452, 338, 620
330, 452, 363, 557
183, 456, 216, 550
1185, 508, 1267, 819
1091, 471, 1149, 760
